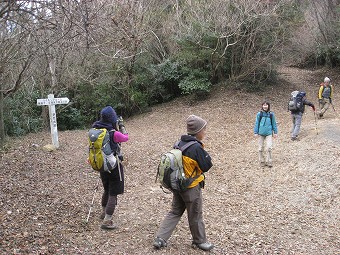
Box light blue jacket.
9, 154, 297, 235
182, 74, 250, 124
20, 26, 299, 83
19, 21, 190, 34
254, 111, 278, 136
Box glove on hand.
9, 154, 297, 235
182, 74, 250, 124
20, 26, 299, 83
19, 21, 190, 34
117, 116, 127, 134
318, 99, 323, 103
312, 105, 316, 111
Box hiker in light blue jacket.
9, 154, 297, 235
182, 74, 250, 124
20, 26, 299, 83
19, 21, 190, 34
254, 101, 278, 167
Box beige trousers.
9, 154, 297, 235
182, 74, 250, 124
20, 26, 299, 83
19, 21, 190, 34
320, 98, 331, 115
258, 135, 273, 163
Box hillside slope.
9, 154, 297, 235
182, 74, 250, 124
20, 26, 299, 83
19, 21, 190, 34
1, 67, 339, 255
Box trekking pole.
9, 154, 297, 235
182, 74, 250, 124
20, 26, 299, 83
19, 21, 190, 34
86, 179, 99, 223
116, 155, 122, 181
313, 111, 319, 135
330, 102, 340, 118
331, 102, 337, 112
116, 143, 123, 181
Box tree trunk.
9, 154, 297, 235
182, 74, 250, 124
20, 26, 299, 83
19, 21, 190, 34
0, 82, 5, 149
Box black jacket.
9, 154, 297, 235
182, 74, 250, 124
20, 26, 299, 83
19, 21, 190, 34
178, 135, 212, 172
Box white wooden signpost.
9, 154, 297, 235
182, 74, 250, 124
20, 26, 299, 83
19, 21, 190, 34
37, 94, 69, 148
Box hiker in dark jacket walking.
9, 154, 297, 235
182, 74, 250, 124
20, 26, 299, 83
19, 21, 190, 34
254, 101, 278, 167
153, 115, 214, 251
91, 106, 129, 230
289, 92, 315, 141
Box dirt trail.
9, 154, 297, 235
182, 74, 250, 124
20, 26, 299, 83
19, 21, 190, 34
0, 67, 339, 255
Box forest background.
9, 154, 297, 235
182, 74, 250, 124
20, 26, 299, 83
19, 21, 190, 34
1, 0, 340, 148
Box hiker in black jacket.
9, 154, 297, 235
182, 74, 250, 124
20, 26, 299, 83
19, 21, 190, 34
153, 115, 214, 251
91, 106, 129, 229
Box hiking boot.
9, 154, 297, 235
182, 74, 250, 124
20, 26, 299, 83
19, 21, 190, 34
260, 161, 266, 167
192, 242, 214, 251
317, 113, 323, 119
101, 220, 117, 230
291, 136, 297, 141
153, 237, 167, 249
266, 162, 273, 168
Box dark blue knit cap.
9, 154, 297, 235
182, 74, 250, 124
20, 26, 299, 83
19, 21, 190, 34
100, 106, 117, 124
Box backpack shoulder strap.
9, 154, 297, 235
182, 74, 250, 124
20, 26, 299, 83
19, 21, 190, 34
174, 140, 197, 152
177, 140, 199, 179
180, 141, 197, 151
258, 111, 274, 128
258, 111, 263, 131
108, 129, 115, 140
269, 111, 274, 126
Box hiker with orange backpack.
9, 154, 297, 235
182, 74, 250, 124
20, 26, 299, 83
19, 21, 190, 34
317, 77, 334, 119
254, 101, 278, 167
91, 106, 129, 230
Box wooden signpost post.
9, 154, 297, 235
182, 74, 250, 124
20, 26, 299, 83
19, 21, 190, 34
37, 94, 69, 148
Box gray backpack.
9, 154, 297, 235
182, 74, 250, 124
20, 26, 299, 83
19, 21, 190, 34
156, 141, 197, 192
288, 91, 303, 111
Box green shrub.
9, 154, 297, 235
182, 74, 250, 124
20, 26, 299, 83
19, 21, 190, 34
128, 89, 149, 112
57, 106, 86, 130
4, 87, 43, 136
178, 75, 211, 95
149, 60, 182, 102
75, 81, 125, 124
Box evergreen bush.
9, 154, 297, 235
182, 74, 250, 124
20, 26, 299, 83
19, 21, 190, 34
4, 87, 42, 136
